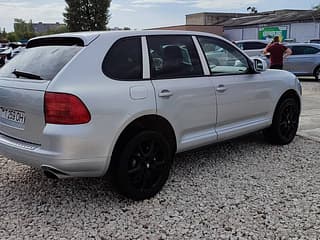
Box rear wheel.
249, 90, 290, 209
112, 131, 172, 200
263, 98, 299, 145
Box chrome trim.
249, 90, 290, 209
0, 133, 39, 151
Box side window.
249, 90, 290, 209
292, 46, 305, 55
102, 37, 142, 80
236, 43, 244, 50
291, 46, 319, 55
303, 46, 320, 54
290, 46, 297, 55
147, 35, 203, 79
244, 42, 267, 50
198, 36, 249, 75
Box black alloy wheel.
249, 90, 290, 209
112, 131, 172, 200
278, 101, 299, 142
263, 98, 299, 145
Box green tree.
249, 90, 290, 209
0, 28, 7, 40
13, 18, 36, 40
7, 32, 18, 42
64, 0, 111, 32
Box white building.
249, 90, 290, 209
186, 10, 320, 42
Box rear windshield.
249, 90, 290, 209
0, 45, 82, 80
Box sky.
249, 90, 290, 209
0, 0, 318, 32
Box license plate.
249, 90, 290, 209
0, 107, 26, 125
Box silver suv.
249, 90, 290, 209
0, 31, 301, 200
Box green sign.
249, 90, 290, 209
258, 26, 288, 41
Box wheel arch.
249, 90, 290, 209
313, 64, 320, 78
108, 114, 177, 173
274, 89, 301, 117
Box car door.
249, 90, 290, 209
146, 35, 217, 152
284, 46, 320, 75
197, 36, 274, 141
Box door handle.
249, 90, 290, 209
159, 89, 173, 98
216, 85, 227, 93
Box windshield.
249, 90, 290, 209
0, 45, 82, 80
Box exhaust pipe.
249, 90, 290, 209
41, 166, 69, 179
43, 170, 58, 179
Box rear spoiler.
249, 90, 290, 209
27, 37, 84, 48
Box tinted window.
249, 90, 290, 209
198, 36, 249, 75
243, 42, 267, 50
102, 37, 142, 80
147, 36, 203, 79
310, 39, 320, 44
0, 45, 81, 80
291, 46, 320, 55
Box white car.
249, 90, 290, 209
235, 40, 269, 57
0, 31, 302, 200
0, 46, 12, 66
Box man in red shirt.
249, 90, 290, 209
263, 36, 292, 69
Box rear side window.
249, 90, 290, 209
102, 37, 142, 80
0, 45, 81, 80
147, 35, 203, 79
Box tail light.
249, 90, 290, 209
44, 92, 91, 124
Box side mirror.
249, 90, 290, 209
251, 57, 267, 72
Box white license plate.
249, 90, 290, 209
0, 107, 26, 125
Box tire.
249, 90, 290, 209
263, 98, 300, 145
0, 57, 5, 66
314, 66, 320, 81
112, 131, 173, 200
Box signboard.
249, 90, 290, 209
258, 26, 288, 41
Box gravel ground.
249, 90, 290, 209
1, 133, 320, 240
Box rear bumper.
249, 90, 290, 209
0, 133, 108, 178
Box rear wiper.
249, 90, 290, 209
12, 69, 43, 80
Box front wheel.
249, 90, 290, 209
112, 131, 173, 200
263, 98, 300, 145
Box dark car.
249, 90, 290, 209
309, 39, 320, 44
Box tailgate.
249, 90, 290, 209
0, 36, 85, 144
0, 79, 50, 144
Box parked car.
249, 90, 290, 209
0, 45, 12, 66
284, 43, 320, 80
9, 42, 25, 58
262, 43, 320, 80
0, 31, 302, 200
0, 52, 5, 66
235, 40, 269, 57
309, 39, 320, 44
